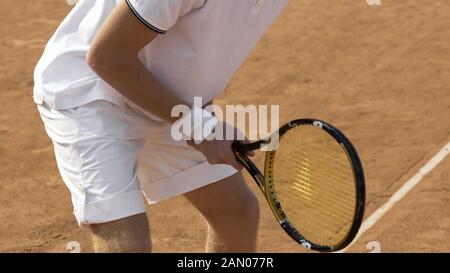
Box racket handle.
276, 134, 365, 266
232, 140, 269, 153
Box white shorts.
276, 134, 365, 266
37, 100, 237, 225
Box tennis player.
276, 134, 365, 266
34, 0, 288, 252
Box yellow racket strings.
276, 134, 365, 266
272, 125, 357, 247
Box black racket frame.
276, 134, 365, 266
232, 118, 365, 252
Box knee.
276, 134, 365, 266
239, 190, 260, 228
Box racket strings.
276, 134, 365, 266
289, 189, 353, 224
293, 152, 355, 179
287, 187, 353, 228
299, 152, 352, 172
292, 173, 355, 206
282, 158, 356, 210
289, 171, 355, 218
281, 193, 348, 242
286, 204, 349, 242
280, 154, 355, 243
282, 191, 351, 232
278, 160, 354, 244
297, 156, 354, 180
296, 162, 353, 182
271, 125, 357, 247
293, 183, 352, 220
285, 159, 356, 203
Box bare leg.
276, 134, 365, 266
88, 213, 151, 253
184, 173, 260, 253
205, 224, 226, 252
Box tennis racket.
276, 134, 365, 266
232, 118, 365, 252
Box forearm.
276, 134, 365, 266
89, 54, 186, 124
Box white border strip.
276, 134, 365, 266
340, 140, 450, 252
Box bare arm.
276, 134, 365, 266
87, 0, 251, 170
87, 0, 184, 123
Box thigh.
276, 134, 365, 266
37, 100, 151, 225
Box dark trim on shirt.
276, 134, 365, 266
125, 0, 167, 34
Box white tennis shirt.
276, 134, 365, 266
33, 0, 288, 111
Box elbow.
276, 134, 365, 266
86, 47, 104, 75
87, 45, 135, 78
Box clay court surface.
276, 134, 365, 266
1, 0, 449, 252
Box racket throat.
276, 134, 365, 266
234, 152, 267, 192
253, 173, 266, 194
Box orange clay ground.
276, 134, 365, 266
0, 0, 449, 252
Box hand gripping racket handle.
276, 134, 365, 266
231, 139, 270, 153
